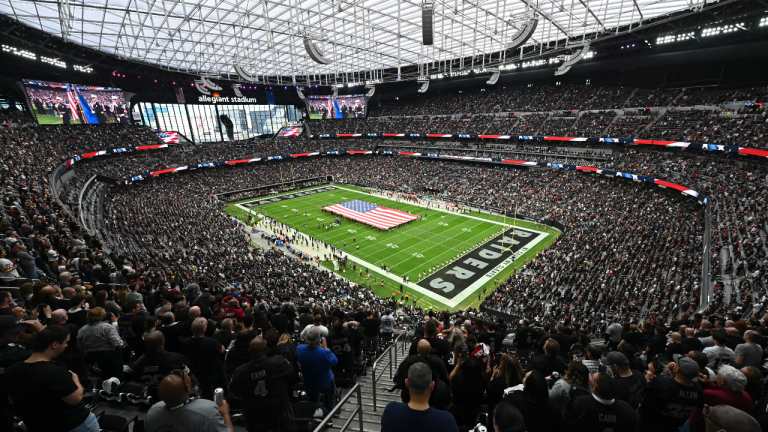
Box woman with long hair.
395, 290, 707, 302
549, 360, 590, 414
225, 329, 256, 375
487, 354, 525, 428
449, 340, 488, 429
116, 284, 130, 307
94, 290, 122, 316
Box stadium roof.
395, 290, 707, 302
0, 0, 715, 81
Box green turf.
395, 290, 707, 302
32, 107, 83, 125
225, 185, 560, 310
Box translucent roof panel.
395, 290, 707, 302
0, 0, 708, 78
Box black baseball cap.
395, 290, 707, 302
600, 352, 629, 367
0, 316, 27, 333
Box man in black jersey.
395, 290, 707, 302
132, 331, 195, 393
639, 356, 703, 432
327, 320, 356, 374
513, 319, 533, 358
118, 301, 145, 357
566, 372, 637, 432
479, 322, 504, 354
229, 336, 295, 432
408, 321, 450, 359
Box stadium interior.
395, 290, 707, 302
1, 0, 768, 431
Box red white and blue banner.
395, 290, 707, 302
311, 133, 768, 158
282, 127, 302, 137
323, 199, 419, 230
157, 131, 179, 143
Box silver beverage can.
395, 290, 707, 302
214, 387, 224, 406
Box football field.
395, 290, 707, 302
226, 184, 560, 311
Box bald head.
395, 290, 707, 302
685, 328, 695, 338
188, 306, 201, 319
249, 336, 267, 360
417, 339, 432, 358
61, 287, 75, 298
670, 332, 682, 343
145, 330, 165, 352
158, 372, 190, 406
726, 328, 739, 337
50, 309, 68, 325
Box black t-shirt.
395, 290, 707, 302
159, 323, 183, 353
132, 350, 187, 387
117, 314, 145, 345
213, 331, 236, 360
614, 370, 647, 410
408, 337, 451, 359
639, 377, 703, 432
327, 331, 356, 368
182, 337, 223, 376
665, 342, 689, 359
229, 356, 293, 428
361, 318, 381, 337
354, 311, 367, 323
645, 335, 667, 356
67, 309, 88, 329
177, 319, 217, 340
479, 331, 504, 353
515, 326, 533, 349
6, 361, 90, 432
566, 395, 638, 432
0, 343, 31, 401
529, 354, 566, 377
270, 314, 290, 335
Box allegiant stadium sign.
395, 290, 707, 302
197, 95, 259, 104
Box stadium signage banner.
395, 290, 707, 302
418, 227, 542, 298
197, 95, 259, 104
241, 186, 337, 208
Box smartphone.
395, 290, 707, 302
460, 345, 468, 359
461, 324, 465, 330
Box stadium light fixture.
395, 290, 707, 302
507, 17, 539, 50
41, 56, 66, 68
2, 45, 36, 60
73, 64, 93, 73
417, 77, 429, 93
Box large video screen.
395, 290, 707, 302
23, 79, 128, 125
308, 94, 365, 119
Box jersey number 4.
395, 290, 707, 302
254, 380, 268, 397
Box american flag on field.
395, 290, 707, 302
157, 131, 179, 143
282, 127, 301, 137
323, 200, 418, 230
65, 84, 80, 122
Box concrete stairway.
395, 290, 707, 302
326, 334, 411, 432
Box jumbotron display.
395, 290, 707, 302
23, 79, 128, 125
308, 94, 365, 119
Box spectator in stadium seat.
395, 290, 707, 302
665, 332, 689, 359
740, 366, 763, 402
409, 320, 451, 358
513, 319, 534, 358
448, 340, 487, 428
493, 402, 527, 432
394, 338, 452, 410
229, 336, 295, 432
702, 331, 735, 371
640, 356, 703, 432
213, 318, 236, 356
297, 326, 338, 412
265, 328, 299, 382
144, 369, 233, 432
733, 330, 762, 368
362, 309, 382, 355
183, 317, 227, 399
300, 314, 329, 341
6, 326, 99, 432
327, 319, 357, 374
132, 331, 195, 393
117, 300, 145, 357
601, 351, 646, 410
225, 329, 256, 375
380, 308, 395, 341
644, 325, 668, 357
703, 404, 761, 432
269, 305, 289, 335
125, 282, 147, 316
580, 343, 604, 375
77, 307, 126, 381
467, 333, 495, 380
158, 312, 183, 354
381, 362, 459, 432
222, 299, 244, 323
529, 338, 566, 378
548, 360, 590, 414
503, 370, 565, 432
487, 354, 525, 426
0, 315, 36, 430
566, 372, 637, 432
684, 365, 752, 432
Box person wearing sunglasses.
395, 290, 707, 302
144, 369, 233, 432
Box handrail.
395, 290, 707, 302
312, 383, 364, 432
372, 328, 410, 411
